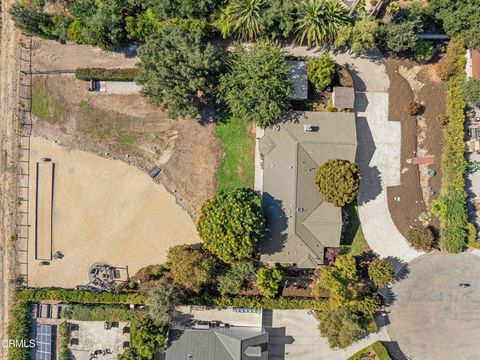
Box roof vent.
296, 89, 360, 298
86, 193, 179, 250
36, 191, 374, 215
304, 124, 313, 132
297, 207, 305, 212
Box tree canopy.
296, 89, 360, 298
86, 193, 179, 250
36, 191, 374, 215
219, 40, 291, 128
217, 261, 256, 296
197, 188, 265, 263
295, 0, 349, 47
136, 24, 222, 119
462, 78, 480, 106
367, 258, 394, 288
315, 160, 361, 207
307, 54, 336, 91
148, 281, 184, 324
256, 268, 284, 298
167, 245, 218, 293
119, 317, 168, 360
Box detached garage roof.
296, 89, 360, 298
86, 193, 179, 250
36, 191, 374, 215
286, 61, 308, 100
259, 111, 357, 268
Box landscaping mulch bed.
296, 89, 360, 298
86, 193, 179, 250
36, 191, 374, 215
385, 59, 429, 237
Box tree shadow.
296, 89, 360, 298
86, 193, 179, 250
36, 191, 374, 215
355, 117, 382, 205
260, 193, 289, 256
381, 341, 411, 360
342, 63, 368, 92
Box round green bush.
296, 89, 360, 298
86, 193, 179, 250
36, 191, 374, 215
315, 160, 361, 207
406, 227, 434, 252
307, 54, 336, 91
197, 188, 265, 263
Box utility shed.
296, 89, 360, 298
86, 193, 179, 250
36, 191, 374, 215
332, 86, 355, 109
286, 61, 308, 100
473, 49, 480, 79
258, 111, 357, 268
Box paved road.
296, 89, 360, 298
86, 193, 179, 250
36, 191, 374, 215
388, 253, 480, 360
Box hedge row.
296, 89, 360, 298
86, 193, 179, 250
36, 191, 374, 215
61, 304, 148, 322
7, 301, 31, 360
15, 288, 321, 310
14, 288, 148, 304
75, 68, 139, 81
436, 37, 468, 253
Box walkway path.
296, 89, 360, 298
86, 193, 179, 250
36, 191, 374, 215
287, 47, 421, 268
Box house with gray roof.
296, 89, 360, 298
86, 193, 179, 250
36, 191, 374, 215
257, 111, 357, 268
165, 326, 268, 360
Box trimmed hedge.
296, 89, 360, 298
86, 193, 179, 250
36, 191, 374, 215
7, 301, 31, 360
75, 68, 139, 81
15, 288, 321, 310
437, 36, 468, 253
15, 288, 148, 304
61, 304, 147, 322
347, 341, 392, 360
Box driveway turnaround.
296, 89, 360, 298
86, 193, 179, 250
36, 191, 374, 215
388, 253, 480, 360
355, 92, 421, 267
269, 310, 389, 360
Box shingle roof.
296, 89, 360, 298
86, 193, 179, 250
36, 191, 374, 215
165, 327, 268, 360
259, 111, 357, 267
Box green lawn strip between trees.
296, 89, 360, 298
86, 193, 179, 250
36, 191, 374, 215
32, 83, 62, 124
347, 341, 392, 360
341, 202, 369, 256
215, 115, 255, 191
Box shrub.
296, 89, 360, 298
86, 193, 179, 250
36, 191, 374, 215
122, 317, 168, 360
9, 4, 54, 38
406, 227, 434, 252
413, 40, 433, 62
382, 19, 419, 53
467, 223, 480, 249
57, 323, 72, 360
75, 68, 139, 81
307, 54, 336, 91
337, 67, 353, 87
217, 261, 256, 296
316, 306, 362, 349
7, 301, 31, 360
256, 268, 283, 298
436, 57, 456, 81
167, 245, 218, 293
197, 188, 265, 263
436, 114, 449, 126
406, 101, 422, 116
66, 19, 84, 43
462, 78, 480, 106
148, 281, 184, 325
315, 160, 361, 207
367, 258, 394, 288
212, 295, 321, 309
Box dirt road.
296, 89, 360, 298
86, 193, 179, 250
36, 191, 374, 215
0, 0, 21, 356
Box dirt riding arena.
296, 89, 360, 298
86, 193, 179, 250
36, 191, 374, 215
28, 136, 199, 288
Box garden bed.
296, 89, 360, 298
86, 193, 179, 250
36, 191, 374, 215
385, 58, 443, 237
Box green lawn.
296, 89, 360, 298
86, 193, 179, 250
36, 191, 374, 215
78, 100, 138, 151
341, 202, 370, 256
32, 83, 62, 124
347, 341, 392, 360
215, 115, 255, 192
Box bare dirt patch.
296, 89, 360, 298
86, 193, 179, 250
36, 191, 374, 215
28, 137, 199, 288
32, 74, 220, 217
32, 38, 138, 72
385, 59, 429, 236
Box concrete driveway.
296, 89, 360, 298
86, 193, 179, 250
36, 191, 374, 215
268, 310, 389, 360
388, 253, 480, 360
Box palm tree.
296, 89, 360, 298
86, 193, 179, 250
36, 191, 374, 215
230, 0, 265, 41
295, 0, 349, 48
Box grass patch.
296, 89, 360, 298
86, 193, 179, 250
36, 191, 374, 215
215, 115, 255, 191
347, 341, 392, 360
32, 83, 62, 124
341, 202, 370, 256
78, 100, 138, 151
